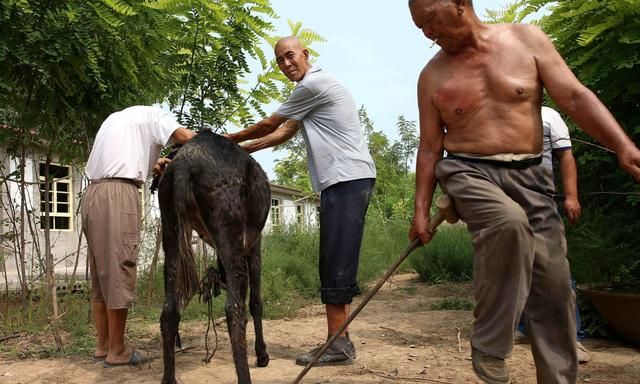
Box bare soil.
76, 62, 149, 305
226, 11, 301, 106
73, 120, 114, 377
1, 274, 638, 384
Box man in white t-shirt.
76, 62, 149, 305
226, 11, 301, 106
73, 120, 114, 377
541, 106, 581, 225
82, 106, 195, 367
226, 36, 376, 366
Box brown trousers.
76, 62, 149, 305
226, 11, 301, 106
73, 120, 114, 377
81, 180, 141, 309
436, 158, 577, 384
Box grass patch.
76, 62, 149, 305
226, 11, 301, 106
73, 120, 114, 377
409, 224, 473, 283
430, 297, 474, 311
0, 213, 468, 358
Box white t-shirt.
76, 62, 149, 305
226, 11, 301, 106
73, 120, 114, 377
275, 67, 376, 192
541, 106, 572, 174
86, 106, 182, 183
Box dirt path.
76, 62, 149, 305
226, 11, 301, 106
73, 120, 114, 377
1, 274, 638, 383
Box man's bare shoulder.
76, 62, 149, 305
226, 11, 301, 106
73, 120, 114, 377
420, 51, 447, 78
506, 23, 549, 45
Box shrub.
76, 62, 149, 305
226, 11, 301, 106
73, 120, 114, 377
358, 212, 415, 283
259, 214, 414, 317
409, 224, 473, 283
430, 297, 474, 311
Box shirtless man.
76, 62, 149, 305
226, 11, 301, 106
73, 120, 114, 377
407, 0, 640, 383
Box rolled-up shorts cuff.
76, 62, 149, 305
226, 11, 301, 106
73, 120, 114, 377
320, 284, 362, 304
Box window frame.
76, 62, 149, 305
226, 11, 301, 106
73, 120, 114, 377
296, 204, 305, 226
270, 198, 282, 227
39, 162, 74, 232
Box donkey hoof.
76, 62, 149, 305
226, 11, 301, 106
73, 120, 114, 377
257, 353, 270, 367
161, 377, 178, 384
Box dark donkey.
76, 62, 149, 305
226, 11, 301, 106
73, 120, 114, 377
158, 130, 270, 384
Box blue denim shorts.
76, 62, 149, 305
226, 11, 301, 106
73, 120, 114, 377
319, 178, 375, 304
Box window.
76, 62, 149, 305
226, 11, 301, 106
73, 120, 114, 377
296, 204, 305, 225
270, 198, 281, 226
39, 163, 73, 231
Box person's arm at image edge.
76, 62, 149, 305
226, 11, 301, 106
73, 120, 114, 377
226, 114, 288, 144
555, 148, 581, 225
154, 127, 196, 175
240, 119, 299, 153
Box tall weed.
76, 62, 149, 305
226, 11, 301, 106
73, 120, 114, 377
409, 224, 473, 283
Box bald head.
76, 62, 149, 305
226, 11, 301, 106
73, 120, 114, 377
408, 0, 473, 8
275, 36, 305, 53
274, 36, 311, 82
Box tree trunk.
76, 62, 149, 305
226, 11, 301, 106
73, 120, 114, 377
0, 162, 25, 305
69, 224, 83, 289
43, 155, 64, 352
18, 127, 29, 308
146, 223, 162, 304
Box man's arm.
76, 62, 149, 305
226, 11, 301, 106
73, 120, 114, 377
528, 25, 640, 181
239, 119, 299, 153
153, 127, 196, 176
226, 114, 289, 143
409, 66, 445, 245
555, 148, 581, 225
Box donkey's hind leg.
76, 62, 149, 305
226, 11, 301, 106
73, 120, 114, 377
216, 229, 252, 383
248, 237, 269, 367
160, 205, 181, 384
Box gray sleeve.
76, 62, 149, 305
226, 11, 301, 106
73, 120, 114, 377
275, 84, 323, 121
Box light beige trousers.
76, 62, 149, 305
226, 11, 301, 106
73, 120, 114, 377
436, 158, 577, 384
81, 180, 141, 309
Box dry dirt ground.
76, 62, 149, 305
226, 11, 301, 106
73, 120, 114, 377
1, 274, 638, 384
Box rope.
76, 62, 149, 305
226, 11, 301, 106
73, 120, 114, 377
199, 265, 222, 364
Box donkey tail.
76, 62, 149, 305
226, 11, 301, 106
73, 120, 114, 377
172, 169, 200, 309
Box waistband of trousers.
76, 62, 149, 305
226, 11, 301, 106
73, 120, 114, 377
445, 152, 542, 169
89, 178, 141, 187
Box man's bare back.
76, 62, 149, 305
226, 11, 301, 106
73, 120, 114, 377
424, 23, 544, 155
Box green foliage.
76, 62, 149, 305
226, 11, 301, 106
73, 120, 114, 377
485, 0, 640, 287
273, 135, 313, 193
529, 0, 640, 285
0, 287, 93, 358
0, 0, 169, 159
0, 0, 311, 157
254, 214, 418, 316
488, 0, 640, 337
359, 212, 417, 282
1, 213, 471, 355
261, 225, 320, 303
356, 107, 419, 221
576, 290, 610, 338
430, 297, 474, 311
410, 225, 474, 283
484, 1, 530, 24
157, 0, 287, 130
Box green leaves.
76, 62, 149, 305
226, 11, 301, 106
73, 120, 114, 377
0, 0, 324, 161
102, 0, 137, 16
519, 0, 640, 284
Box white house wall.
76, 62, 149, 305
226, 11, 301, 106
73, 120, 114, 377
264, 190, 319, 233
1, 149, 88, 290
